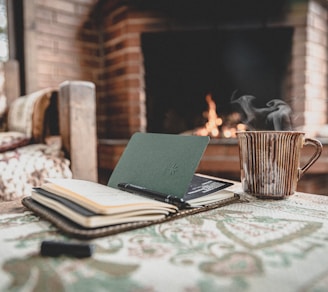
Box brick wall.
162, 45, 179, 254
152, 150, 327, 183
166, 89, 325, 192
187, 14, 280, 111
289, 0, 328, 136
22, 0, 107, 137
98, 3, 168, 137
24, 0, 100, 88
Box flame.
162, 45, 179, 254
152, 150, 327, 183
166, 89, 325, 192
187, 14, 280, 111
195, 93, 247, 138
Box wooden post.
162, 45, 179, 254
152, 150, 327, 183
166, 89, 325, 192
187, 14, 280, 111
3, 60, 20, 106
59, 81, 98, 182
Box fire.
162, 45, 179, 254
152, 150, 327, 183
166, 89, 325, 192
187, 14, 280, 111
195, 93, 246, 138
195, 94, 221, 137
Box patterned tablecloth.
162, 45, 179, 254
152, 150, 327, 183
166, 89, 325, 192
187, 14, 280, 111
1, 184, 328, 292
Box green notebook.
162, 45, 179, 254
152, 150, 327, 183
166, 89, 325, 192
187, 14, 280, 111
107, 132, 210, 198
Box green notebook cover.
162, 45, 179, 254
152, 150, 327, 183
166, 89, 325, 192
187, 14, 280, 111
107, 133, 210, 198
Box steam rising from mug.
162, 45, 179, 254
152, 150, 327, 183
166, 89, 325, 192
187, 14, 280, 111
231, 91, 293, 131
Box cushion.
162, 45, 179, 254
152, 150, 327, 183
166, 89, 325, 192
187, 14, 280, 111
7, 88, 56, 142
0, 143, 72, 201
0, 131, 30, 152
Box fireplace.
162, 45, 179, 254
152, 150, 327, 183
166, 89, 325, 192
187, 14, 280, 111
142, 28, 293, 134
97, 0, 328, 194
97, 0, 328, 139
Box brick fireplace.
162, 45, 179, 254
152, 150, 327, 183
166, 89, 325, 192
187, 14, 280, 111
96, 0, 328, 139
96, 0, 328, 194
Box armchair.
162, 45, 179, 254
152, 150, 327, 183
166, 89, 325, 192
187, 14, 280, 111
0, 81, 97, 201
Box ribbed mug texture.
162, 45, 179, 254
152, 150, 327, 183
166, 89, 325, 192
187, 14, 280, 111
237, 131, 321, 199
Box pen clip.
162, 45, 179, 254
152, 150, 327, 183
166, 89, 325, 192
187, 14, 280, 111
118, 182, 190, 209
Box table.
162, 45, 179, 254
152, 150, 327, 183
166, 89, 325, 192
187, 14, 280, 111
1, 183, 328, 292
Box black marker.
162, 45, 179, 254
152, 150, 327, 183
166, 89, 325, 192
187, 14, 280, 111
40, 240, 94, 258
118, 183, 190, 209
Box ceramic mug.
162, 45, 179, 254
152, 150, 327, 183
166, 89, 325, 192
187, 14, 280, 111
236, 131, 322, 199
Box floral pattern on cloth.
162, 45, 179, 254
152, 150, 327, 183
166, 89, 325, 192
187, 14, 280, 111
1, 190, 328, 291
0, 131, 30, 152
0, 143, 72, 201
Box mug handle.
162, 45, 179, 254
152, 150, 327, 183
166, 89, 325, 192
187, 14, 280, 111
298, 138, 323, 179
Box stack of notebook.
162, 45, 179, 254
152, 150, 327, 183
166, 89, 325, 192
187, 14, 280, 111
22, 133, 240, 238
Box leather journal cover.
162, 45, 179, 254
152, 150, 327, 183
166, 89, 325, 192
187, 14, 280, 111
22, 194, 240, 239
108, 132, 210, 197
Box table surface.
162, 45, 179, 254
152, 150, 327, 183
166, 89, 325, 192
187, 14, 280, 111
1, 182, 328, 292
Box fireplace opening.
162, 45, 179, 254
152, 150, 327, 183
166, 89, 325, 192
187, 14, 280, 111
142, 27, 293, 135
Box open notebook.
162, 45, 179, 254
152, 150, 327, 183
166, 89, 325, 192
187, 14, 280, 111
22, 133, 240, 238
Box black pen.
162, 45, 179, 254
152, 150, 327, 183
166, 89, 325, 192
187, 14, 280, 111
117, 183, 190, 209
